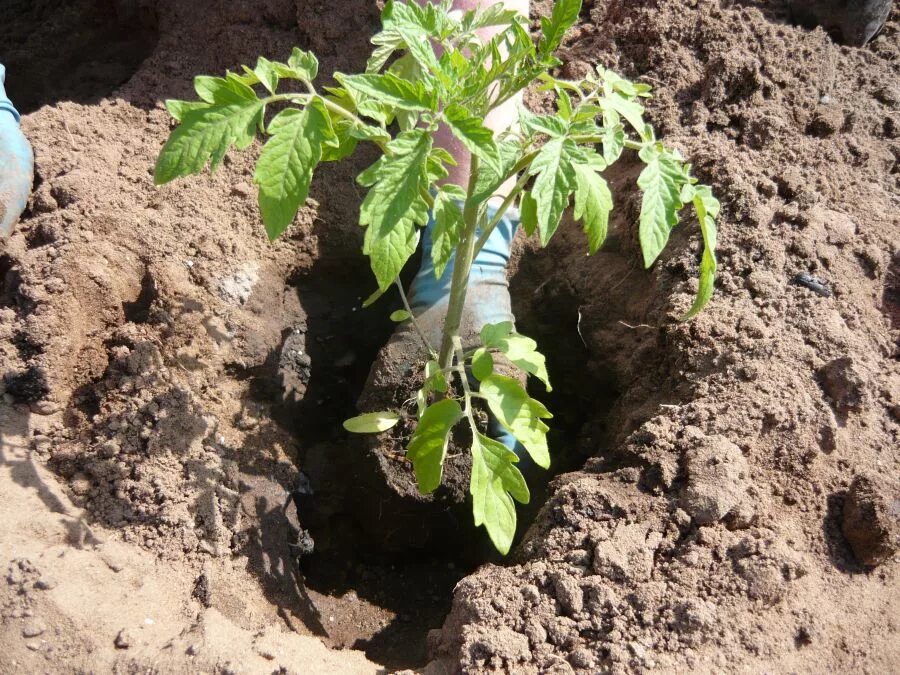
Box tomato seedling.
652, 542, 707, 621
155, 0, 719, 554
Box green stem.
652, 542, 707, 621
472, 170, 530, 258
395, 279, 436, 358
438, 155, 482, 369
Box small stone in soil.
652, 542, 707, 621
22, 619, 47, 638
34, 576, 58, 590
115, 629, 133, 649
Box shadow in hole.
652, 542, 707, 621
822, 491, 866, 574
1, 0, 159, 114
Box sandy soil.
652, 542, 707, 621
1, 0, 897, 673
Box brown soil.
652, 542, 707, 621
1, 0, 898, 673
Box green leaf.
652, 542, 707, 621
431, 189, 464, 279
359, 130, 433, 289
681, 185, 719, 319
601, 92, 646, 136
253, 56, 279, 94
481, 325, 552, 391
154, 98, 265, 184
573, 163, 612, 254
339, 72, 436, 111
407, 399, 462, 493
193, 74, 257, 104
539, 0, 582, 55
343, 411, 401, 433
479, 374, 552, 469
443, 104, 500, 174
287, 48, 319, 80
362, 286, 387, 308
519, 108, 568, 138
471, 348, 494, 381
480, 321, 513, 346
424, 359, 448, 393
602, 122, 625, 166
471, 432, 529, 555
520, 192, 538, 237
471, 140, 521, 204
364, 218, 421, 291
528, 137, 579, 245
390, 309, 411, 322
254, 100, 333, 240
165, 99, 211, 122
637, 145, 689, 268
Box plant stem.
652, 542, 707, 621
394, 278, 437, 358
472, 170, 530, 258
438, 155, 482, 369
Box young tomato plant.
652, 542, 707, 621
154, 0, 719, 554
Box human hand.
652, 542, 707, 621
0, 64, 34, 238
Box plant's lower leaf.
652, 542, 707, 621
479, 374, 552, 469
407, 399, 462, 493
471, 432, 529, 555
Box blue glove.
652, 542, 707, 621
408, 200, 526, 459
0, 64, 34, 238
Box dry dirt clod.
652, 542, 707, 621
22, 618, 47, 638
114, 629, 133, 649
842, 473, 900, 567
680, 432, 750, 525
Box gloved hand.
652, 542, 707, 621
0, 64, 34, 238
362, 200, 527, 458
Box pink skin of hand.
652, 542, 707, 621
421, 0, 529, 197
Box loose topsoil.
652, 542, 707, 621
1, 0, 898, 673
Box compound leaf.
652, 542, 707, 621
407, 399, 462, 493
601, 92, 646, 137
573, 163, 612, 254
471, 432, 529, 555
479, 374, 552, 469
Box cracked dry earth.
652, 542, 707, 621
1, 0, 899, 673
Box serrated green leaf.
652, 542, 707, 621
481, 325, 551, 391
602, 93, 646, 137
407, 399, 462, 493
193, 75, 257, 104
154, 98, 265, 184
444, 104, 500, 174
471, 432, 529, 555
359, 130, 433, 289
339, 72, 436, 111
471, 348, 494, 381
539, 0, 582, 54
479, 374, 552, 469
254, 100, 332, 240
681, 185, 719, 319
480, 321, 513, 346
472, 140, 521, 204
431, 189, 464, 279
528, 137, 579, 245
519, 108, 569, 138
602, 123, 625, 165
364, 217, 421, 291
283, 48, 319, 81
253, 56, 279, 94
390, 309, 411, 322
637, 146, 689, 267
573, 163, 612, 254
165, 99, 210, 122
520, 191, 538, 237
343, 411, 401, 433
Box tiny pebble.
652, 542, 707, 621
22, 619, 46, 638
34, 577, 58, 591
115, 629, 133, 648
